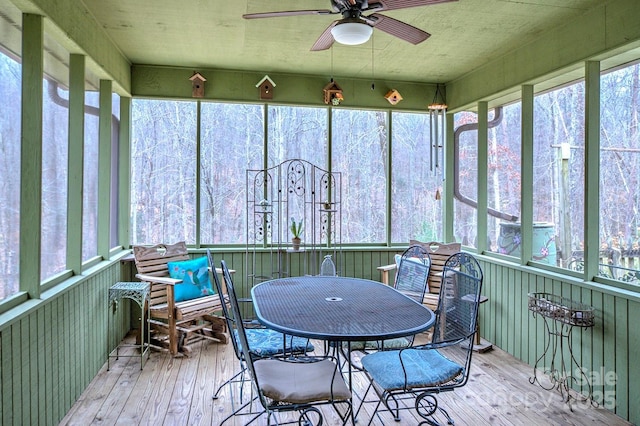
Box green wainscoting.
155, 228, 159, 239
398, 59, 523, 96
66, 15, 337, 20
0, 259, 127, 425
1, 249, 638, 424
476, 257, 640, 424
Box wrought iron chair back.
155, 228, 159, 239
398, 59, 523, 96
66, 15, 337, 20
357, 252, 484, 425
211, 252, 315, 404
394, 245, 432, 303
219, 260, 353, 426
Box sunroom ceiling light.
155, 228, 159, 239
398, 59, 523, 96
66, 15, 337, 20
331, 22, 373, 45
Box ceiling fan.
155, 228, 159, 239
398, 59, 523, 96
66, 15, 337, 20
243, 0, 458, 51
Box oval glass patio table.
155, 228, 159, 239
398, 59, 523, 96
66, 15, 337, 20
252, 276, 435, 342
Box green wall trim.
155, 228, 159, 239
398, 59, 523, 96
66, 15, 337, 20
67, 54, 85, 274
20, 14, 43, 299
476, 102, 488, 253
447, 0, 640, 110
98, 79, 112, 258
131, 65, 438, 111
520, 85, 534, 265
117, 97, 131, 247
585, 61, 601, 281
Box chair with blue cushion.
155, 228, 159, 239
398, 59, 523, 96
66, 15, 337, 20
217, 259, 353, 426
209, 250, 314, 403
349, 245, 432, 352
356, 252, 483, 425
132, 242, 229, 356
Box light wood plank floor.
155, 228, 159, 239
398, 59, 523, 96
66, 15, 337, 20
61, 334, 630, 426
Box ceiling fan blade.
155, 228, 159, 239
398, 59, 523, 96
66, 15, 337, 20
311, 21, 339, 51
243, 9, 334, 19
369, 13, 430, 45
372, 0, 458, 12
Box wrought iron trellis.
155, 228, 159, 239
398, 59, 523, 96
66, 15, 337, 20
245, 159, 342, 294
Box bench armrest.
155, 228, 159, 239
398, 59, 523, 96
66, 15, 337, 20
135, 273, 182, 285
377, 263, 397, 286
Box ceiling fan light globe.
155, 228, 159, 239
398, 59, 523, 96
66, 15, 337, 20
331, 22, 373, 45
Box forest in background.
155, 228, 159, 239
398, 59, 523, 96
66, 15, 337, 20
1, 53, 640, 299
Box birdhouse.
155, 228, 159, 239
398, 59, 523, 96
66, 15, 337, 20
323, 80, 344, 105
255, 75, 276, 100
384, 89, 403, 105
189, 72, 207, 98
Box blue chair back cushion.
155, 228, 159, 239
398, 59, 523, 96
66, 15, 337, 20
235, 328, 314, 356
167, 256, 216, 302
361, 348, 463, 391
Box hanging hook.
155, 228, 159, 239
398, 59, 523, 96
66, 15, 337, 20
370, 33, 375, 90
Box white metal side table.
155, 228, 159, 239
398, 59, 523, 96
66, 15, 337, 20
107, 281, 150, 370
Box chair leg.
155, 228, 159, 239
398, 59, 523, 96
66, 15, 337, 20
415, 393, 455, 426
213, 368, 244, 400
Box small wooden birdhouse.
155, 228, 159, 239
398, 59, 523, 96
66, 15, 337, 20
189, 72, 207, 98
323, 80, 344, 105
256, 75, 276, 100
384, 89, 403, 105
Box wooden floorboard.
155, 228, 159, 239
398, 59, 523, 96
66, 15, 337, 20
60, 334, 631, 426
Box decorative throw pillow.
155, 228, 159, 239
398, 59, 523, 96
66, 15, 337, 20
167, 256, 216, 302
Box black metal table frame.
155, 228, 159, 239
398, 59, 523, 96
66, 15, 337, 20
252, 276, 435, 379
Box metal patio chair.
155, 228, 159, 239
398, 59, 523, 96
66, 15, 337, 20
357, 252, 483, 425
218, 260, 353, 426
209, 250, 314, 404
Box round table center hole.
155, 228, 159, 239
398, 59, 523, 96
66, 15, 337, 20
325, 297, 343, 302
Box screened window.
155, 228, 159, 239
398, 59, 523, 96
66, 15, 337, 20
533, 81, 585, 269
110, 93, 120, 248
391, 111, 441, 243
132, 103, 444, 247
82, 89, 100, 261
41, 29, 71, 279
200, 103, 263, 244
0, 49, 21, 301
267, 105, 327, 168
599, 62, 640, 284
332, 109, 387, 244
453, 111, 479, 248
488, 103, 521, 257
131, 100, 197, 244
41, 77, 69, 279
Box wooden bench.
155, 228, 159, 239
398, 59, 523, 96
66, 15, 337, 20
378, 240, 461, 311
132, 241, 230, 356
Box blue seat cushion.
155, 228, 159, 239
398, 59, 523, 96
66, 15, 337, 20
361, 348, 463, 391
235, 328, 314, 357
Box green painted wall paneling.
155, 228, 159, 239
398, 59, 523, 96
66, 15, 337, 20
476, 257, 640, 423
131, 65, 438, 112
0, 260, 123, 425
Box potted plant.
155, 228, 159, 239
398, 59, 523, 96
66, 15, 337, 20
290, 217, 303, 250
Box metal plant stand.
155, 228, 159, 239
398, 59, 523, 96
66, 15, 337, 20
528, 292, 596, 409
108, 281, 150, 370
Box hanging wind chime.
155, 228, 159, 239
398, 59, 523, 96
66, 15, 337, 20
428, 84, 447, 199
